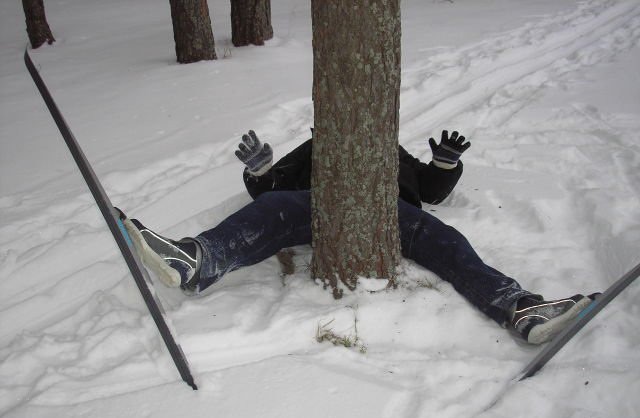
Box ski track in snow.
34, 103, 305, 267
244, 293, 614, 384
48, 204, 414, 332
399, 0, 640, 144
1, 0, 640, 416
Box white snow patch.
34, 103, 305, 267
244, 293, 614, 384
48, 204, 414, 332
1, 0, 639, 417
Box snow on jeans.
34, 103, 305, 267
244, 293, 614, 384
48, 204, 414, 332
194, 190, 534, 325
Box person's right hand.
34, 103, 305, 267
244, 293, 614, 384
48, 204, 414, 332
428, 130, 470, 169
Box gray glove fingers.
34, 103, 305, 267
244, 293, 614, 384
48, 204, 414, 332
237, 143, 254, 161
248, 130, 259, 145
454, 135, 470, 150
262, 143, 273, 154
428, 137, 438, 152
243, 130, 261, 150
241, 134, 256, 150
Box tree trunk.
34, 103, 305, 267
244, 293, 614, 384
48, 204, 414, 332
230, 0, 273, 47
169, 0, 217, 63
22, 0, 55, 49
310, 0, 402, 298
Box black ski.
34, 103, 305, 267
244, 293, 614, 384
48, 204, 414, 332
24, 49, 197, 390
519, 261, 640, 380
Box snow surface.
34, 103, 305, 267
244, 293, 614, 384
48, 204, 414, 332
1, 0, 639, 416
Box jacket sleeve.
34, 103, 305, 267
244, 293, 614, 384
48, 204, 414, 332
399, 146, 463, 205
243, 138, 313, 200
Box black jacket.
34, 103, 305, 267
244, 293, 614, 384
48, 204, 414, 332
243, 139, 463, 208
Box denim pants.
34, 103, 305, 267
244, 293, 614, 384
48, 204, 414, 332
194, 191, 533, 324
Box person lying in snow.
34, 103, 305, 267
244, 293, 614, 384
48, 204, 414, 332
117, 130, 598, 345
236, 129, 468, 208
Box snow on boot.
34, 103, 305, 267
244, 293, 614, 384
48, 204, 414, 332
511, 294, 598, 344
116, 209, 201, 290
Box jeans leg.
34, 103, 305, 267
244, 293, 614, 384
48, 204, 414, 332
194, 191, 312, 292
398, 199, 535, 325
193, 192, 532, 324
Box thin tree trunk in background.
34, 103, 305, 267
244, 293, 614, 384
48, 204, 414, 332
169, 0, 217, 63
310, 0, 402, 298
22, 0, 55, 49
230, 0, 273, 47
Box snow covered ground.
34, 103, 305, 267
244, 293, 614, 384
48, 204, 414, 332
1, 0, 639, 416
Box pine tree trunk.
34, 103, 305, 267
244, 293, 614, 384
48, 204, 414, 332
169, 0, 217, 63
310, 0, 402, 298
230, 0, 273, 47
22, 0, 55, 49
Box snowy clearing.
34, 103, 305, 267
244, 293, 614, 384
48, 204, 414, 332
1, 0, 639, 417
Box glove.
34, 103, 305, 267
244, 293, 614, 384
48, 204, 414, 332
428, 130, 471, 169
235, 130, 273, 176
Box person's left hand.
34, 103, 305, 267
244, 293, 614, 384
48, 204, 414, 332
235, 130, 273, 176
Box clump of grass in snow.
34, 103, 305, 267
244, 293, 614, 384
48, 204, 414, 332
315, 306, 367, 354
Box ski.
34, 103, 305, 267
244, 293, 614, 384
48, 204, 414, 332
519, 261, 640, 380
24, 49, 197, 390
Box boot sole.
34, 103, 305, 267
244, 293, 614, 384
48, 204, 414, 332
121, 217, 181, 288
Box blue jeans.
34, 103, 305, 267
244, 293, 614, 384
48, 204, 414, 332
194, 191, 534, 324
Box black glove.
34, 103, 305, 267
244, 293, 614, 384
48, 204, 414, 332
428, 130, 470, 169
235, 130, 273, 176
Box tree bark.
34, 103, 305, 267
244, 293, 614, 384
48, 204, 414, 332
310, 0, 402, 298
22, 0, 55, 49
169, 0, 217, 63
230, 0, 273, 47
